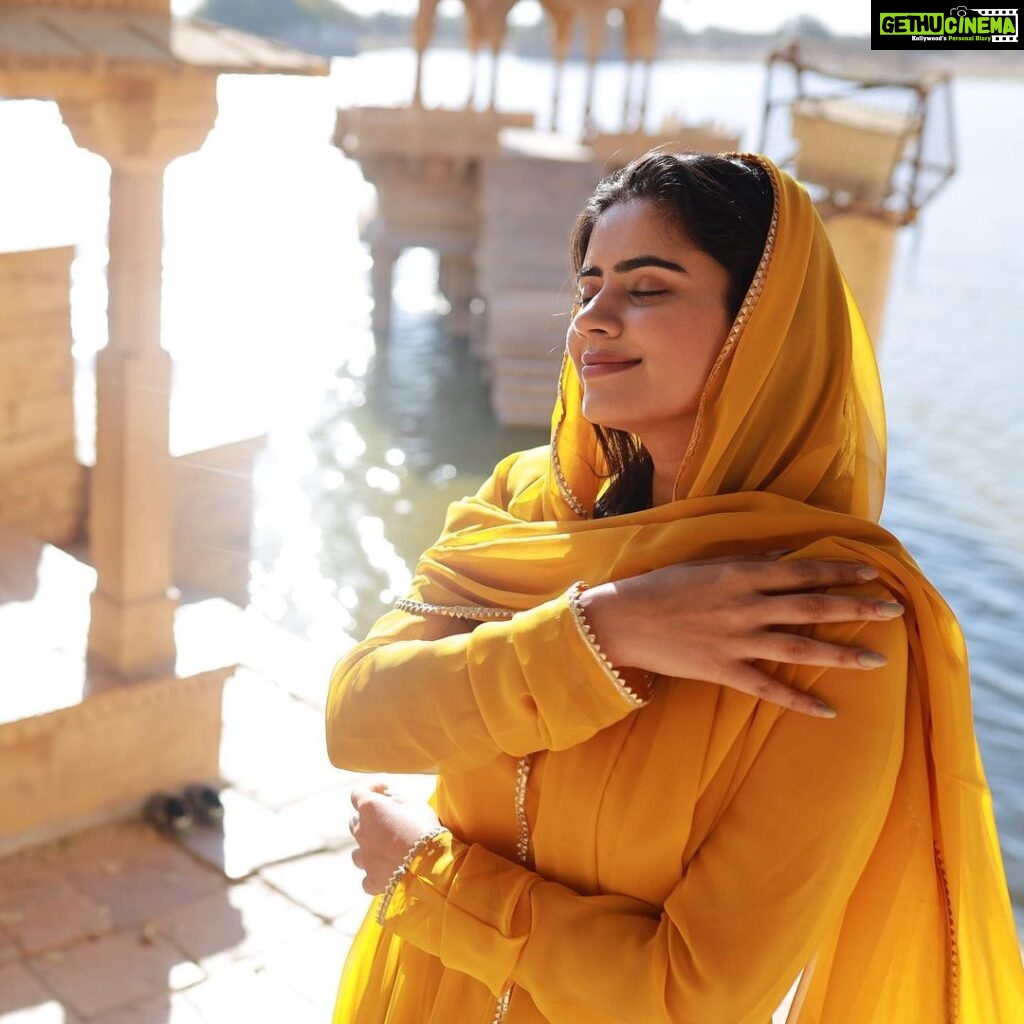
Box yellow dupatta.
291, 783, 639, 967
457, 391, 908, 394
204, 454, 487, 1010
375, 154, 1024, 1021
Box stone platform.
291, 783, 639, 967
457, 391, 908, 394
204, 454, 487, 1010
0, 527, 421, 1022
0, 536, 807, 1023
0, 624, 804, 1023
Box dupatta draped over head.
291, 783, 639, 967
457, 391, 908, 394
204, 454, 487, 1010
381, 155, 1024, 1021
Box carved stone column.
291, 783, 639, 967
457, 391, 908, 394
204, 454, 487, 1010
819, 212, 900, 347
59, 75, 218, 679
438, 253, 476, 337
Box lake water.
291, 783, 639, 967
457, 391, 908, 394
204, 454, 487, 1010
0, 48, 1021, 928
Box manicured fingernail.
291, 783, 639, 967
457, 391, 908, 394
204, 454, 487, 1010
856, 565, 879, 580
858, 651, 888, 668
877, 602, 904, 618
812, 700, 837, 718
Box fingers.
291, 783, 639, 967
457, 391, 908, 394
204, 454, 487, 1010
748, 558, 880, 593
763, 593, 904, 626
756, 631, 889, 672
729, 663, 837, 719
350, 783, 395, 842
755, 559, 879, 591
351, 782, 397, 810
349, 807, 374, 890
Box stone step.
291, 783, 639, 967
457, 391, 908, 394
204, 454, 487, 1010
0, 667, 230, 857
0, 527, 233, 856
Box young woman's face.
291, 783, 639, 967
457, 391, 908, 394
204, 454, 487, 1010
567, 199, 735, 455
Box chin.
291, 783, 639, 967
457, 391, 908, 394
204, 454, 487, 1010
580, 399, 642, 434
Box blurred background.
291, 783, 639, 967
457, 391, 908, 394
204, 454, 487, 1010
0, 1, 1021, 1020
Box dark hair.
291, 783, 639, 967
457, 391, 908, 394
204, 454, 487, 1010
569, 152, 774, 517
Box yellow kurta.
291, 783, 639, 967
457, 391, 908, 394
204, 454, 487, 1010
329, 471, 915, 1024
327, 154, 1024, 1022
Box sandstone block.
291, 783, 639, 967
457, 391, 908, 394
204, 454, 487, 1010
0, 668, 230, 843
0, 350, 73, 403
10, 394, 75, 440
0, 434, 75, 476
0, 309, 73, 350
0, 246, 73, 320
87, 591, 178, 679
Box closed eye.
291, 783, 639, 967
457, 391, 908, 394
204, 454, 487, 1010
577, 288, 669, 304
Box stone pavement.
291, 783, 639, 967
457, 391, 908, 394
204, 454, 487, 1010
0, 601, 800, 1024
0, 607, 422, 1024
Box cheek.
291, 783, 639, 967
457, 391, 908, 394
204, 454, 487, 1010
681, 305, 732, 363
705, 292, 735, 338
565, 320, 584, 368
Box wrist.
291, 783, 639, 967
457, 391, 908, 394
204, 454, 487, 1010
376, 826, 450, 925
576, 582, 627, 666
568, 582, 652, 707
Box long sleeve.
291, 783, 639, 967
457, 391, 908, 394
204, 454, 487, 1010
326, 454, 648, 775
326, 586, 647, 774
380, 605, 909, 1024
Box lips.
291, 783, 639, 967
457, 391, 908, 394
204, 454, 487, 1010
580, 353, 642, 378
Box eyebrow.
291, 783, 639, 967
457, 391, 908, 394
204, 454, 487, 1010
576, 255, 687, 280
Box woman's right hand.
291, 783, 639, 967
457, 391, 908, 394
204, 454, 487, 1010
576, 556, 904, 719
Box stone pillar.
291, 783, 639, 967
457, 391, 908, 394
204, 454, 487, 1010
636, 60, 654, 132
621, 61, 634, 130
821, 212, 900, 347
369, 243, 399, 334
412, 0, 441, 106
545, 4, 575, 132
58, 75, 218, 679
621, 0, 660, 133
439, 253, 476, 337
581, 4, 610, 136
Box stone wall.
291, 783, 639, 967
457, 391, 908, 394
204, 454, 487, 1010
477, 140, 600, 426
174, 437, 264, 607
0, 667, 228, 851
0, 246, 86, 546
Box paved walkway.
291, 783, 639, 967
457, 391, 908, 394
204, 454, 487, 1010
0, 603, 804, 1024
0, 610, 415, 1024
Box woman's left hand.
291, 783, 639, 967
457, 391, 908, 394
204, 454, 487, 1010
349, 783, 443, 894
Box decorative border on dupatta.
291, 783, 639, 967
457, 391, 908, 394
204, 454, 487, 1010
394, 598, 514, 622
550, 355, 591, 519
933, 840, 961, 1023
672, 153, 781, 493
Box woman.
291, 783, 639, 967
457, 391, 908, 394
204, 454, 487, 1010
327, 152, 1024, 1023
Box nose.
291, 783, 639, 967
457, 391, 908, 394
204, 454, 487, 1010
571, 287, 622, 339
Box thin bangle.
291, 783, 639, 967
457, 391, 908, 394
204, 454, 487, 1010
567, 581, 653, 707
375, 826, 450, 926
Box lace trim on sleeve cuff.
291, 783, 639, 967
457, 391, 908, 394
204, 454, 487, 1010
566, 581, 653, 708
376, 826, 451, 926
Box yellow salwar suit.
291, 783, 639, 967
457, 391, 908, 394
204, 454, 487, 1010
327, 155, 1024, 1023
